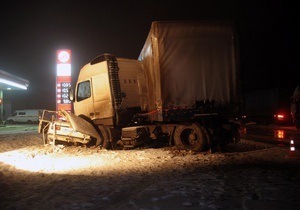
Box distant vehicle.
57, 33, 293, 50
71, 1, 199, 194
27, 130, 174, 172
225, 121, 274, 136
6, 109, 43, 124
273, 107, 293, 125
243, 87, 293, 126
291, 85, 300, 129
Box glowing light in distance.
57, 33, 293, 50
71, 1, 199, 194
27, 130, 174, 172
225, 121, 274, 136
274, 130, 285, 139
58, 51, 70, 63
277, 114, 285, 120
57, 64, 71, 76
290, 140, 295, 151
0, 78, 28, 90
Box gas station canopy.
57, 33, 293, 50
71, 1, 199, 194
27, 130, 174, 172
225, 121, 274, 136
0, 70, 29, 90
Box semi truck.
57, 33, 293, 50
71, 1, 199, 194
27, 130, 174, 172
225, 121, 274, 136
39, 20, 242, 152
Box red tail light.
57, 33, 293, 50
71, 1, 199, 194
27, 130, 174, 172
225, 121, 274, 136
276, 114, 285, 120
56, 125, 61, 130
51, 124, 61, 130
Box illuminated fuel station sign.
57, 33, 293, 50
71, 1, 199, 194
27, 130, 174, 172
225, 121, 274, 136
56, 49, 72, 112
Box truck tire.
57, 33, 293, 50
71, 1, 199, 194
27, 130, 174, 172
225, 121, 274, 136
174, 123, 206, 152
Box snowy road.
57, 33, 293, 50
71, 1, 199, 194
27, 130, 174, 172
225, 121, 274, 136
1, 130, 300, 209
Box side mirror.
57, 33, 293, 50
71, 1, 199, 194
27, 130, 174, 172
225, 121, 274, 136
68, 88, 74, 102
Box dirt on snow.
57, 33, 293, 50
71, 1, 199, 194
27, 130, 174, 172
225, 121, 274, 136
0, 125, 300, 209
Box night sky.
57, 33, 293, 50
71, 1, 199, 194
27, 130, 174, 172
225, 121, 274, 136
0, 0, 298, 111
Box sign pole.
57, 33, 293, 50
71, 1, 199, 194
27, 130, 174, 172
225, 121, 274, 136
56, 49, 72, 112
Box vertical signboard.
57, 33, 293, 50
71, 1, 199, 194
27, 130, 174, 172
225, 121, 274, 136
56, 49, 72, 112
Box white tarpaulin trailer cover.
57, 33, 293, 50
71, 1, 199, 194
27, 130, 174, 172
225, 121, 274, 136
138, 20, 240, 112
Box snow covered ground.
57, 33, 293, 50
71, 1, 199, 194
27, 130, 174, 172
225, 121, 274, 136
0, 126, 300, 209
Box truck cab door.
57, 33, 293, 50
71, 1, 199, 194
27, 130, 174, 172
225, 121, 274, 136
73, 80, 94, 119
91, 74, 114, 125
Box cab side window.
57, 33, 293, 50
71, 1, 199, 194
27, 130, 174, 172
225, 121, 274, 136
77, 81, 91, 102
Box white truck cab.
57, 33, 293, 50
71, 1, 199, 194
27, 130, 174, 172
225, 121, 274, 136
72, 54, 147, 127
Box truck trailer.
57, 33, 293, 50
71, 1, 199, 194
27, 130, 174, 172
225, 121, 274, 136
39, 20, 242, 152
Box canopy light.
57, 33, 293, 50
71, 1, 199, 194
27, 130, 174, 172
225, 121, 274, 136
0, 78, 28, 90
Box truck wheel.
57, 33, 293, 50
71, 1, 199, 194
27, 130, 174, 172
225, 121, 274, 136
174, 123, 206, 152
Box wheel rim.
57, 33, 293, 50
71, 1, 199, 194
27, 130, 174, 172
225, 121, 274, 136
174, 123, 206, 152
181, 129, 198, 146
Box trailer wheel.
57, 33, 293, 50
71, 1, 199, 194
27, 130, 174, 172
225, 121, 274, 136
174, 123, 206, 152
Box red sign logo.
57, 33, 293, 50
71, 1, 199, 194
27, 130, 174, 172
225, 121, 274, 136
57, 50, 71, 64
